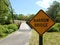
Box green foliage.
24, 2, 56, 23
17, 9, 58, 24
13, 14, 18, 20
8, 24, 18, 31
48, 23, 60, 32
17, 14, 28, 21
17, 14, 24, 20
7, 29, 14, 34
14, 14, 35, 21
0, 0, 13, 24
27, 14, 35, 21
46, 1, 60, 22
0, 25, 8, 37
0, 24, 18, 38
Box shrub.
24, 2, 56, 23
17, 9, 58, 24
0, 33, 7, 37
48, 23, 60, 32
0, 24, 18, 38
8, 24, 18, 31
7, 29, 14, 34
0, 25, 8, 37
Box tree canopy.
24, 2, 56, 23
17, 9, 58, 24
46, 1, 60, 22
0, 0, 13, 24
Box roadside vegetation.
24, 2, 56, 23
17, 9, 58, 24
0, 0, 19, 39
48, 23, 60, 32
29, 30, 60, 45
0, 24, 18, 39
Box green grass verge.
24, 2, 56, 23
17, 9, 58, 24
29, 30, 60, 45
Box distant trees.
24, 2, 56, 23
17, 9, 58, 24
27, 14, 35, 21
17, 14, 25, 20
46, 1, 60, 22
13, 14, 35, 21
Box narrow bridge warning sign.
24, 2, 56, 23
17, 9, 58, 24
27, 10, 55, 35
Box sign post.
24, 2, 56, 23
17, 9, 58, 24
27, 10, 55, 45
39, 35, 43, 45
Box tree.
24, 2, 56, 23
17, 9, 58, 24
46, 1, 60, 22
13, 14, 18, 20
27, 14, 35, 21
17, 14, 24, 20
16, 14, 34, 21
0, 0, 13, 24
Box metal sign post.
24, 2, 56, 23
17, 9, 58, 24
39, 35, 43, 45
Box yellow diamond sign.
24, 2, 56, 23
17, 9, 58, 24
27, 10, 55, 35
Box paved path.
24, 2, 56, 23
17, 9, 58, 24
0, 22, 31, 45
0, 31, 31, 45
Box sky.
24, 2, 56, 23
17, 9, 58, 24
10, 0, 60, 15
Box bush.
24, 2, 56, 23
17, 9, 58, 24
7, 29, 14, 34
8, 24, 18, 31
0, 25, 8, 37
0, 24, 18, 38
48, 23, 60, 32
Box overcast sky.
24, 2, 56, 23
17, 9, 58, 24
10, 0, 60, 15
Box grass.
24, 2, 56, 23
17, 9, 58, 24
29, 30, 60, 45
